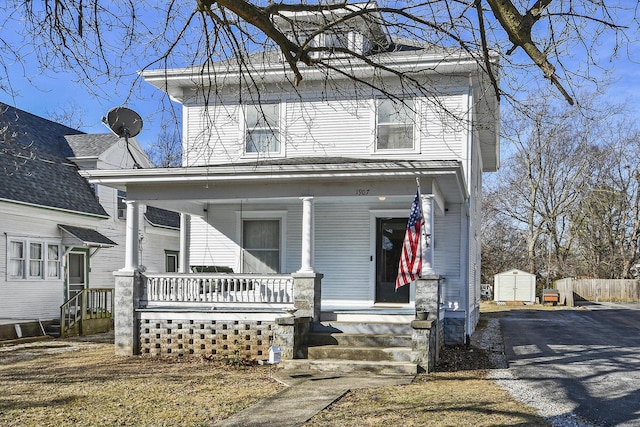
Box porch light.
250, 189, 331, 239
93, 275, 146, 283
378, 196, 387, 201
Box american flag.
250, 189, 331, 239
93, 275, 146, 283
395, 191, 423, 289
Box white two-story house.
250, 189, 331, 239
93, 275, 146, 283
84, 3, 498, 370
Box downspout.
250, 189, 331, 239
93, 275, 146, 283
461, 75, 474, 340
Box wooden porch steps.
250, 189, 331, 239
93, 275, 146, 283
282, 320, 418, 375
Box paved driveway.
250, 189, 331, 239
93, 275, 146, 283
501, 303, 640, 426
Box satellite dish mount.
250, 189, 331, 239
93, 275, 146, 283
104, 107, 143, 168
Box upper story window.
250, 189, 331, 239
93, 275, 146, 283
245, 104, 280, 154
8, 238, 61, 280
376, 99, 415, 151
325, 30, 352, 51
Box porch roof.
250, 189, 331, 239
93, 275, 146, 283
58, 224, 117, 248
81, 158, 467, 215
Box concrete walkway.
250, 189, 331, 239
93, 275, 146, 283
214, 370, 416, 427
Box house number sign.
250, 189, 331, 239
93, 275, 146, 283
355, 189, 370, 196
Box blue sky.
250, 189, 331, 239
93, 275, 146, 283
2, 66, 175, 150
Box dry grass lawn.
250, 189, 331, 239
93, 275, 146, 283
1, 305, 556, 426
304, 370, 547, 426
0, 339, 282, 427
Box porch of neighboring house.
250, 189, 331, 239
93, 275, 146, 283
114, 195, 444, 373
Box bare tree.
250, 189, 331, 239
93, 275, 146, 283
572, 117, 640, 279
480, 190, 529, 283
46, 101, 87, 130
485, 92, 640, 280
0, 0, 636, 110
491, 92, 606, 279
145, 125, 183, 167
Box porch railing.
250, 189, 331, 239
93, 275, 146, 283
143, 273, 294, 307
60, 288, 114, 337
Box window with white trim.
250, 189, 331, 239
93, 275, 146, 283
242, 219, 281, 274
376, 99, 415, 150
117, 190, 127, 220
244, 104, 280, 154
165, 250, 179, 273
7, 237, 61, 280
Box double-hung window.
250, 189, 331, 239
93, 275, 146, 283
47, 244, 61, 278
9, 241, 25, 279
376, 99, 415, 150
7, 237, 61, 280
245, 104, 280, 154
242, 219, 281, 274
29, 242, 43, 278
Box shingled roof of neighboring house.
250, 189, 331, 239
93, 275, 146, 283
0, 103, 108, 217
145, 205, 180, 229
64, 133, 121, 158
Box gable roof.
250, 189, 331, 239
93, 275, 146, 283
0, 103, 108, 217
64, 134, 119, 158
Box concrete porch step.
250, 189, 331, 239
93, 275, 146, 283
306, 332, 412, 347
308, 345, 413, 362
281, 358, 418, 376
314, 321, 414, 335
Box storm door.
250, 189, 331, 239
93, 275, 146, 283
375, 218, 410, 304
67, 251, 88, 301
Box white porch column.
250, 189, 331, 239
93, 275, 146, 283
421, 194, 435, 275
179, 213, 191, 273
124, 200, 140, 270
298, 196, 315, 273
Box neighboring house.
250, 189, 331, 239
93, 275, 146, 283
84, 3, 499, 371
0, 103, 180, 327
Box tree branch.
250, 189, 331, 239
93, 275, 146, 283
485, 0, 574, 104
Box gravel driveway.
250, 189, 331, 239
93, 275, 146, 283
481, 303, 640, 427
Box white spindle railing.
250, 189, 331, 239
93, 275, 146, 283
143, 273, 294, 307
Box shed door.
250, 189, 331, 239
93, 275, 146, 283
497, 276, 515, 301
514, 275, 532, 301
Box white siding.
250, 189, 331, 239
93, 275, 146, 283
189, 206, 240, 271
0, 201, 179, 320
185, 104, 240, 166
419, 94, 466, 160
435, 203, 463, 304
0, 203, 85, 320
182, 89, 470, 166
315, 202, 372, 304
285, 99, 373, 157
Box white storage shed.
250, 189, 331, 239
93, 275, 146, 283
494, 269, 536, 303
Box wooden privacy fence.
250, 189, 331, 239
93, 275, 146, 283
555, 278, 640, 306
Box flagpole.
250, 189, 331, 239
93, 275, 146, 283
416, 177, 423, 279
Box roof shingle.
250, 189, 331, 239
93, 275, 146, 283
0, 103, 108, 216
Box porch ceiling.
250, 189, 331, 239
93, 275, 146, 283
82, 159, 467, 216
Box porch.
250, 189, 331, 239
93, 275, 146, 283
115, 270, 443, 373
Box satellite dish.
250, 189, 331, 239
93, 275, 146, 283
104, 107, 143, 138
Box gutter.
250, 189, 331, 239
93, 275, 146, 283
0, 198, 109, 219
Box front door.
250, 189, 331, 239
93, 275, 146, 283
375, 217, 410, 304
67, 251, 87, 300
